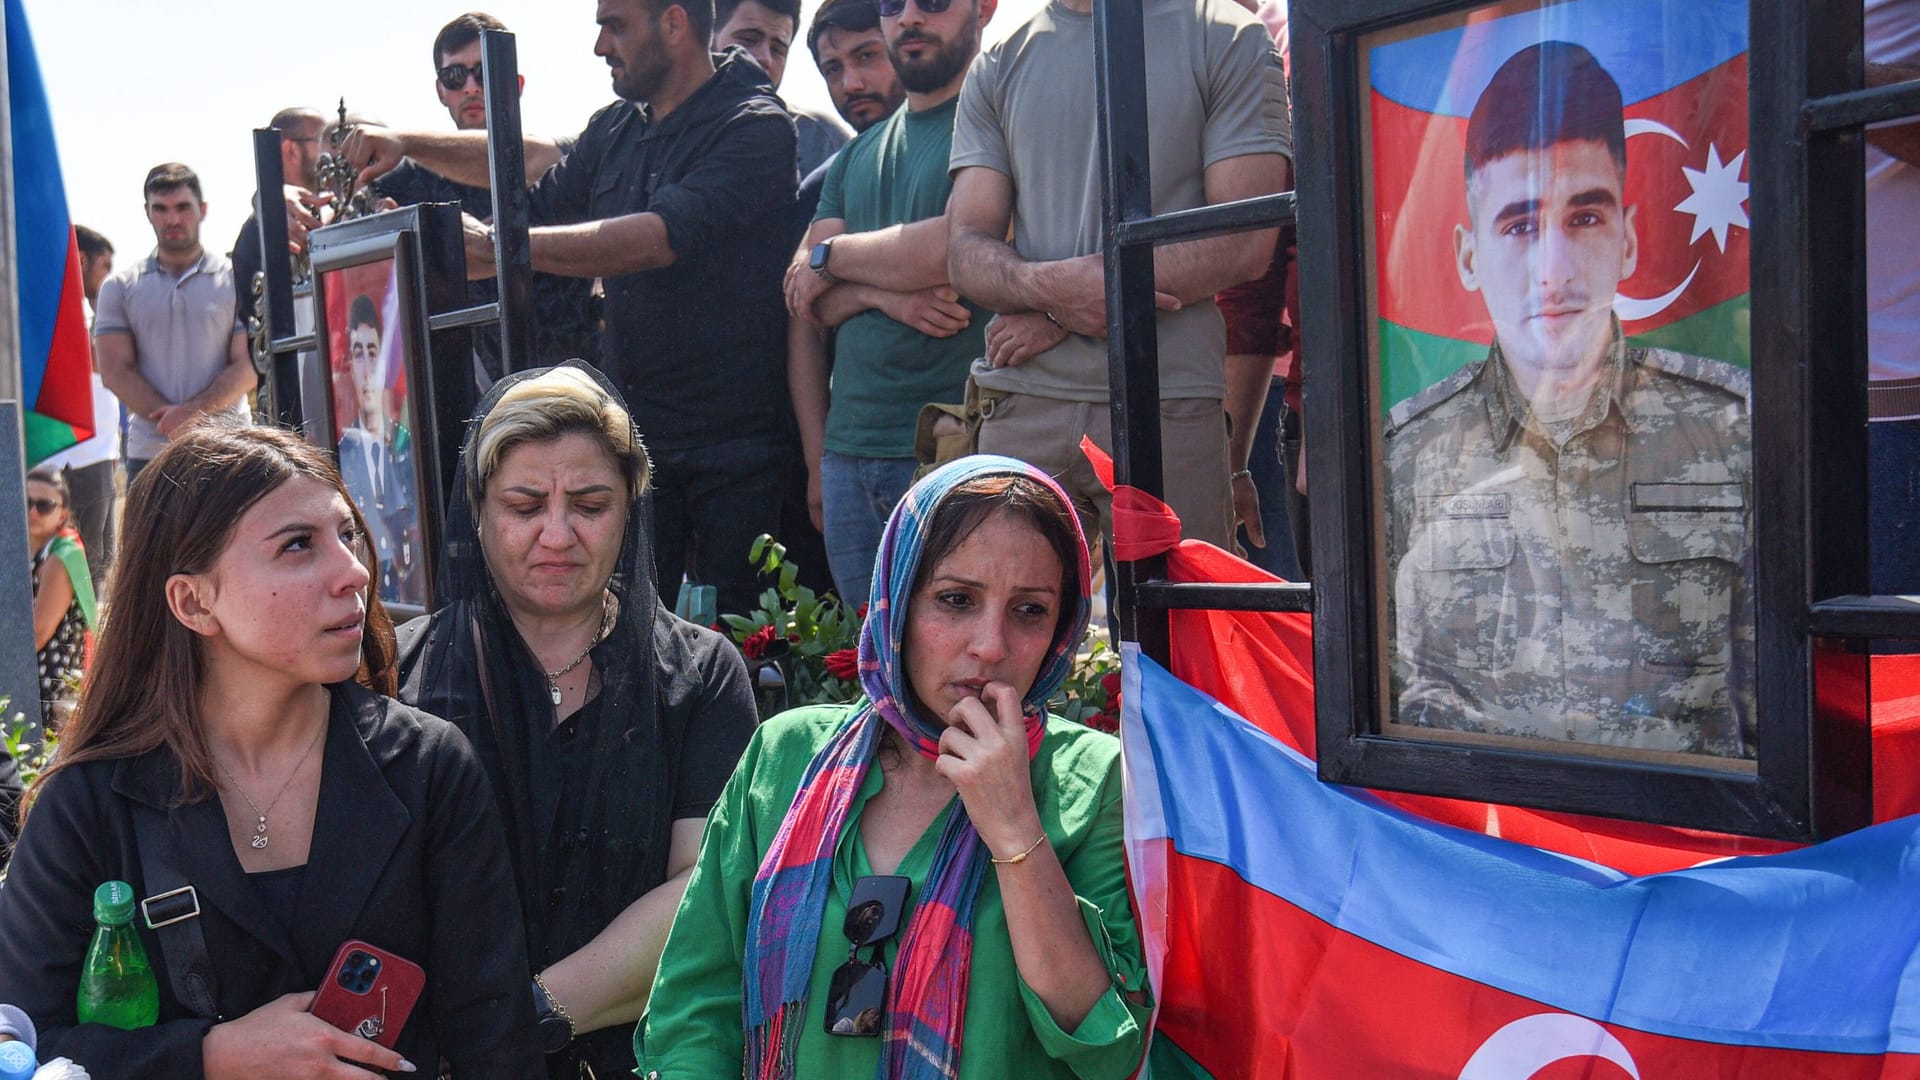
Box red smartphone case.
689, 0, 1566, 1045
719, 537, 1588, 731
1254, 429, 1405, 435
310, 940, 426, 1049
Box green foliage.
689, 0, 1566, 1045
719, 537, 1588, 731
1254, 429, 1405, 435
1051, 636, 1121, 733
726, 535, 864, 708
3, 702, 55, 788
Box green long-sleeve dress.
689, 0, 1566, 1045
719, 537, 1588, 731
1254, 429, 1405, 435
636, 703, 1152, 1079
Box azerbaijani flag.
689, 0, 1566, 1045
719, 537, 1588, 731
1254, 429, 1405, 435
1369, 0, 1751, 414
1125, 650, 1920, 1078
7, 0, 93, 462
1076, 439, 1920, 1076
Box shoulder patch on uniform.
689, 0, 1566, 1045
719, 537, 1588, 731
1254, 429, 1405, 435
1635, 348, 1751, 400
1386, 360, 1485, 435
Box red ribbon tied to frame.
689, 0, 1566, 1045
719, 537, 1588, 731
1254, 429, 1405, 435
1079, 436, 1183, 562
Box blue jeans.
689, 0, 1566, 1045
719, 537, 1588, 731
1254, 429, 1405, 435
1236, 380, 1303, 580
1871, 416, 1920, 596
821, 450, 920, 606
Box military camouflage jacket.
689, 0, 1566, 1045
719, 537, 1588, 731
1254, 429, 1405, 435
1382, 332, 1754, 757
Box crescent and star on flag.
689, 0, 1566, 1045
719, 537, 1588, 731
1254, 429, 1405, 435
1616, 119, 1751, 322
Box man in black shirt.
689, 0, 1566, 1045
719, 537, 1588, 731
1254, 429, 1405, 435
373, 12, 601, 388
347, 0, 799, 619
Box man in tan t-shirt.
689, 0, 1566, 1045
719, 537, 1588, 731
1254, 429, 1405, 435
946, 0, 1291, 552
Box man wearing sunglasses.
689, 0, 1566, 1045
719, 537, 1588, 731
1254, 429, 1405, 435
370, 12, 599, 387
947, 0, 1292, 560
784, 0, 994, 605
344, 0, 799, 625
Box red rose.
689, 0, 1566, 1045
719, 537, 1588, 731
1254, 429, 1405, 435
1099, 672, 1122, 702
856, 602, 870, 620
741, 625, 779, 660
823, 648, 859, 681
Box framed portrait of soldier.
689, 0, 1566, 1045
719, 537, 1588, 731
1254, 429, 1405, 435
308, 214, 451, 618
1292, 0, 1871, 839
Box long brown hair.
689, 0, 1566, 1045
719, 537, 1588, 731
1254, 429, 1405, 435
26, 421, 397, 816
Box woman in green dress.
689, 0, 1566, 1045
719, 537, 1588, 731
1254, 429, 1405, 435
638, 455, 1149, 1080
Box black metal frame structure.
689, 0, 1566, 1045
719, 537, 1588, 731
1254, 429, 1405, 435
252, 30, 537, 612
1097, 0, 1911, 841
1091, 0, 1309, 671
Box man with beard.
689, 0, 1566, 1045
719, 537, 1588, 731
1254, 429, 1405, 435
95, 163, 256, 484
947, 0, 1291, 557
345, 0, 796, 626
791, 0, 905, 240
783, 0, 991, 602
373, 12, 601, 387
1383, 43, 1753, 756
712, 0, 850, 175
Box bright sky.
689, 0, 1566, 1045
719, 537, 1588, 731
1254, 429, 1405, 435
21, 0, 1045, 268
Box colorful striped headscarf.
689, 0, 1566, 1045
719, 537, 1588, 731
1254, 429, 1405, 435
744, 456, 1092, 1080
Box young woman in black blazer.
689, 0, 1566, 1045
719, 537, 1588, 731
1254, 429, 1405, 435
0, 422, 541, 1079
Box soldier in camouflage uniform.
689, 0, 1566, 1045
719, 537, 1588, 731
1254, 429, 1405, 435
1383, 41, 1754, 757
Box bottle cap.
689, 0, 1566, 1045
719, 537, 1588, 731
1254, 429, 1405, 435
93, 880, 136, 926
0, 1039, 36, 1080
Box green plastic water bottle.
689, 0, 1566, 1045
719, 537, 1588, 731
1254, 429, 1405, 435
75, 880, 158, 1030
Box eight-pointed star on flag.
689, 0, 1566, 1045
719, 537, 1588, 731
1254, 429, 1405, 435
1674, 144, 1751, 253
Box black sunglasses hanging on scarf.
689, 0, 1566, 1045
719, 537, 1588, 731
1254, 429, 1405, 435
825, 875, 913, 1037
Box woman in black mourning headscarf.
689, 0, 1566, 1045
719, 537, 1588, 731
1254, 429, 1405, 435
395, 362, 757, 1079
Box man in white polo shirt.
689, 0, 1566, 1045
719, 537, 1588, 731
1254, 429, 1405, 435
95, 163, 255, 483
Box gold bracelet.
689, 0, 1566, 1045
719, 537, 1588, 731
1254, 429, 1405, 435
989, 834, 1049, 865
532, 971, 577, 1040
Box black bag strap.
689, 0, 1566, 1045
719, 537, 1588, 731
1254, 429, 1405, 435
129, 805, 222, 1019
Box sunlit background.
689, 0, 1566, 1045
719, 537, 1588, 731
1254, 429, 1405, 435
25, 0, 1047, 269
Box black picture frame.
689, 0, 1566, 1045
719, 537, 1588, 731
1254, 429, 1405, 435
305, 205, 470, 622
1292, 0, 1873, 840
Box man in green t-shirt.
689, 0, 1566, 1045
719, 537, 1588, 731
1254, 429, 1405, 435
783, 0, 996, 602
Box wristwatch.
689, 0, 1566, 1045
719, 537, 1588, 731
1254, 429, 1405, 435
530, 975, 575, 1055
809, 236, 838, 282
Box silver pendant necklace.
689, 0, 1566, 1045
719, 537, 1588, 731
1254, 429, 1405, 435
215, 721, 327, 850
544, 594, 616, 707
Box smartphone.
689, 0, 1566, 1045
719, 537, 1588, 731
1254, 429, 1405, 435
310, 940, 426, 1050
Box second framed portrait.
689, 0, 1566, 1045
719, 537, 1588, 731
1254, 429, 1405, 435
311, 230, 435, 612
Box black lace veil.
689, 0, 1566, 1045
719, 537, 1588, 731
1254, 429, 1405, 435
395, 361, 664, 971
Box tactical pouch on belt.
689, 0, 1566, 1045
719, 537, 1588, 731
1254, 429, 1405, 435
913, 375, 1005, 480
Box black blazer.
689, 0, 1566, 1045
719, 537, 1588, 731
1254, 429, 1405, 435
0, 683, 542, 1078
